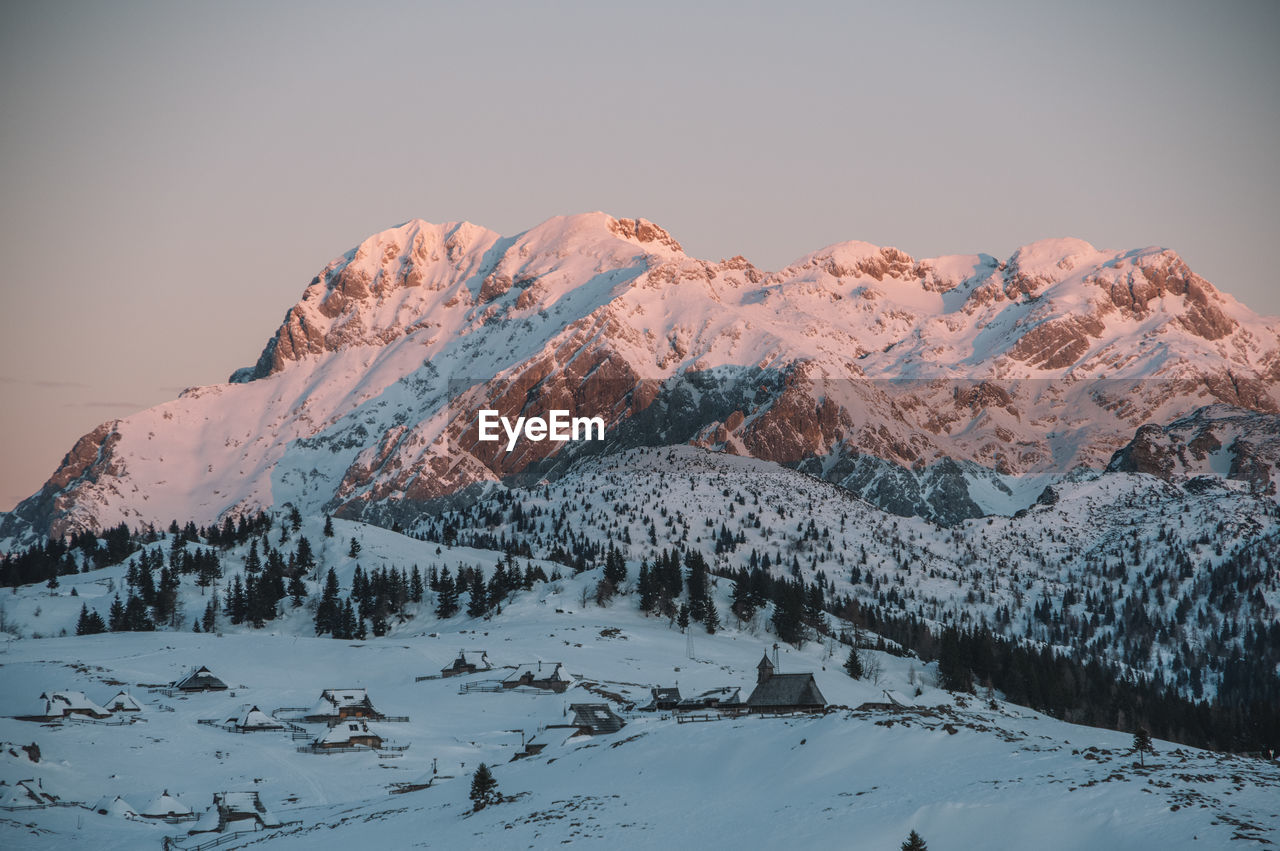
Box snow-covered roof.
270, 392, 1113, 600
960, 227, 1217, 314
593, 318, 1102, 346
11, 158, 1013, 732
568, 703, 626, 734
140, 789, 191, 817
745, 673, 827, 710
503, 662, 567, 683
92, 795, 138, 818
0, 781, 48, 807
230, 706, 282, 729
882, 689, 915, 708
216, 791, 282, 826
311, 688, 373, 715
38, 691, 110, 718
318, 720, 379, 746
173, 666, 227, 690
447, 650, 490, 668
697, 686, 740, 701
105, 691, 143, 712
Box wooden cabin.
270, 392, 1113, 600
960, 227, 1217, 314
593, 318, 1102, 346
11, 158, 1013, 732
36, 691, 111, 720
640, 687, 681, 711
568, 703, 626, 735
212, 791, 282, 830
315, 719, 383, 750
441, 650, 492, 678
104, 691, 143, 713
139, 790, 193, 820
676, 686, 741, 711
744, 655, 827, 714
173, 666, 228, 692
306, 688, 380, 722
502, 662, 570, 693
227, 706, 283, 732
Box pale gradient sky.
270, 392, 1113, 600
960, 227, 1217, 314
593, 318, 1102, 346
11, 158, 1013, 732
2, 0, 1278, 512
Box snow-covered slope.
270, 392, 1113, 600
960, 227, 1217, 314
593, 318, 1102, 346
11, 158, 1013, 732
3, 579, 1277, 850
4, 214, 1278, 538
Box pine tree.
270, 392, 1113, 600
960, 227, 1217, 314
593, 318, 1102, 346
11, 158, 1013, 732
466, 572, 488, 618
677, 603, 690, 631
704, 599, 720, 634
469, 763, 499, 810
295, 536, 316, 576
901, 830, 928, 851
409, 566, 424, 603
603, 542, 627, 587
1132, 727, 1153, 766
637, 562, 656, 613
227, 575, 246, 625
435, 568, 459, 619
348, 537, 362, 558
202, 598, 217, 633
108, 594, 126, 632
82, 607, 106, 634
323, 514, 334, 538
75, 604, 107, 635
288, 573, 307, 607
315, 568, 341, 636
336, 598, 357, 640
937, 626, 974, 692
844, 647, 864, 679
124, 594, 154, 631
730, 579, 756, 624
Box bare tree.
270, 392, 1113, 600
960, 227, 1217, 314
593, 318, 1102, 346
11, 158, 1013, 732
860, 650, 884, 686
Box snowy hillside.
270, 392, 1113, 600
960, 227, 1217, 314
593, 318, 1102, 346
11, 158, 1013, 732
3, 562, 1278, 850
4, 214, 1278, 538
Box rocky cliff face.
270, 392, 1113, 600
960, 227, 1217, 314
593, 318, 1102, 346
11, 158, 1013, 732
1106, 406, 1280, 491
4, 214, 1278, 540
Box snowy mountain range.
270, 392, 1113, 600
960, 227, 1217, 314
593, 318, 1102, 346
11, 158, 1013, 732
3, 215, 1279, 848
4, 213, 1278, 541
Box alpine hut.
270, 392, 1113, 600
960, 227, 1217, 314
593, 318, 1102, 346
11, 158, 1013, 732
172, 666, 228, 692
104, 691, 143, 713
227, 706, 283, 732
441, 650, 492, 678
36, 691, 111, 720
501, 662, 570, 693
315, 719, 383, 750
568, 703, 627, 735
305, 688, 380, 723
139, 789, 193, 821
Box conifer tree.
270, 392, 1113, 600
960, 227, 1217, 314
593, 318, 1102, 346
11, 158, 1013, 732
435, 568, 459, 618
409, 566, 424, 603
108, 594, 126, 632
704, 599, 720, 634
844, 647, 864, 680
76, 604, 106, 635
315, 568, 341, 636
323, 514, 334, 537
603, 542, 627, 587
730, 580, 756, 625
467, 572, 488, 618
348, 537, 362, 558
227, 575, 246, 625
901, 830, 928, 851
637, 562, 656, 613
1132, 727, 1153, 766
469, 763, 499, 810
124, 594, 154, 631
295, 536, 316, 576
677, 603, 690, 631
288, 573, 307, 607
